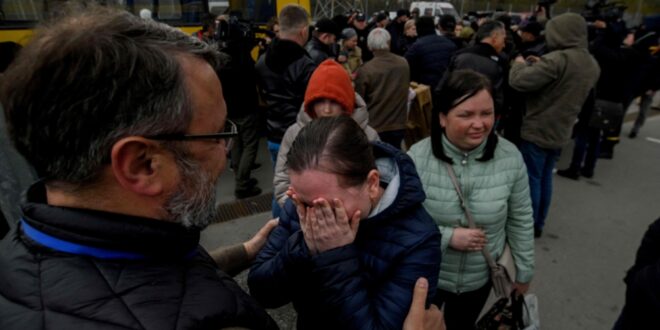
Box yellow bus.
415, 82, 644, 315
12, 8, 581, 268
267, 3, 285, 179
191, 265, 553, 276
0, 0, 310, 45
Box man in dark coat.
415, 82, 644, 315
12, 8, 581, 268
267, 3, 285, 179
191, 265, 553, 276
387, 9, 411, 55
256, 4, 316, 165
404, 16, 456, 89
0, 6, 277, 329
305, 18, 340, 64
438, 14, 466, 50
447, 20, 509, 117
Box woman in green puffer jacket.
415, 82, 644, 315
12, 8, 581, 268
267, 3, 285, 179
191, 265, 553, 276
408, 70, 534, 330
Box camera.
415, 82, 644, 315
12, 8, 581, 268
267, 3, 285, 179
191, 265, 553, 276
582, 0, 626, 23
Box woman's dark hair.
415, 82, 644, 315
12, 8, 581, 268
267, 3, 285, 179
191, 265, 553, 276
287, 116, 376, 188
431, 69, 498, 164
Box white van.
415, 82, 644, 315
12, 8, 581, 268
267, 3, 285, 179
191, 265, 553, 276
410, 1, 460, 21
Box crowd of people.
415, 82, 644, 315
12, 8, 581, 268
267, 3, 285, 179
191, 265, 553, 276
0, 2, 659, 330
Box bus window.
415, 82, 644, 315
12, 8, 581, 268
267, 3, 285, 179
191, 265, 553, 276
157, 0, 182, 20
423, 8, 433, 17
180, 0, 204, 24
1, 0, 43, 22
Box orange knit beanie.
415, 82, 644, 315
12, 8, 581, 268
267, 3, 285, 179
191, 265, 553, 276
304, 59, 355, 117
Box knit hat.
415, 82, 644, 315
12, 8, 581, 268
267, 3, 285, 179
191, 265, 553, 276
304, 59, 355, 117
341, 27, 357, 39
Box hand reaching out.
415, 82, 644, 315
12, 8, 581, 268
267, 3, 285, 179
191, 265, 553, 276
243, 218, 279, 260
403, 278, 446, 330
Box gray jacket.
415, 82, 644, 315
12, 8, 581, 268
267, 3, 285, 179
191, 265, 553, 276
509, 13, 600, 149
273, 93, 380, 206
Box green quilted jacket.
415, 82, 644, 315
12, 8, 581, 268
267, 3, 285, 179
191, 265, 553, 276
408, 135, 534, 293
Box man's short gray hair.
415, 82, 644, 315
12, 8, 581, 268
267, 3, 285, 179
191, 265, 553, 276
278, 4, 309, 35
367, 28, 391, 51
1, 5, 223, 186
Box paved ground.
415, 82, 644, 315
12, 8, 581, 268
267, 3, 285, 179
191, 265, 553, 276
201, 101, 660, 329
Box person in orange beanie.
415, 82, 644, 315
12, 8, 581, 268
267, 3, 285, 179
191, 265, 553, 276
273, 59, 380, 206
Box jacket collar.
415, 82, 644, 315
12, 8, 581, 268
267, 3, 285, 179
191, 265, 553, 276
264, 38, 310, 74
363, 142, 426, 225
458, 42, 501, 61
20, 182, 200, 260
441, 133, 488, 162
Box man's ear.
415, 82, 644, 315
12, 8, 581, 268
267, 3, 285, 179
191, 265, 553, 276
110, 137, 173, 197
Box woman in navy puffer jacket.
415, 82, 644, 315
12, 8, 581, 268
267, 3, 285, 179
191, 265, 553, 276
248, 116, 441, 330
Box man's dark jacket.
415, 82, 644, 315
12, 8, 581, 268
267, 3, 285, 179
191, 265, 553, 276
304, 37, 336, 65
387, 20, 406, 56
589, 27, 634, 104
0, 183, 278, 330
404, 34, 456, 88
248, 142, 441, 330
448, 42, 509, 116
256, 38, 316, 143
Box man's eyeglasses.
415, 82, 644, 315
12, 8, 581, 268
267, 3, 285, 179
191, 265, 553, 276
145, 119, 238, 152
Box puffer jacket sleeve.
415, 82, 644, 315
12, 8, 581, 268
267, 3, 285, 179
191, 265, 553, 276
248, 201, 312, 308
273, 125, 301, 206
505, 153, 534, 284
509, 54, 562, 93
309, 215, 441, 330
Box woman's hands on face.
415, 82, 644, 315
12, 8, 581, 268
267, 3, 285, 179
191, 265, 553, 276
287, 188, 360, 255
310, 198, 361, 253
287, 188, 318, 254
449, 228, 487, 252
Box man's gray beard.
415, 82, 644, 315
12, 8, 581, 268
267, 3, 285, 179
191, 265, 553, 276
164, 152, 219, 229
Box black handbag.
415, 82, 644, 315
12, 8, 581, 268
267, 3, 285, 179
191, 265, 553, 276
588, 98, 624, 131
476, 292, 527, 330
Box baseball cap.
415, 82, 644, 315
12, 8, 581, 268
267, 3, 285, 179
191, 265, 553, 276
355, 13, 366, 22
